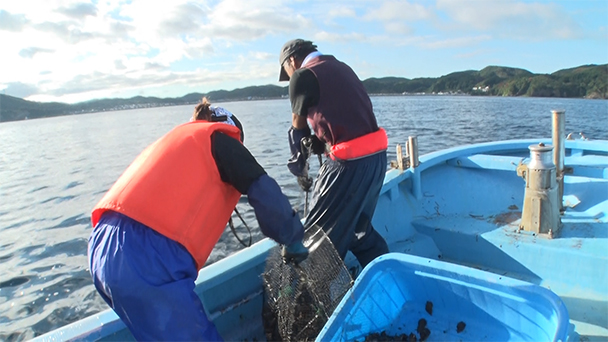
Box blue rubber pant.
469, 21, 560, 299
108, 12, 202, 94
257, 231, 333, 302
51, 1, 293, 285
305, 151, 389, 269
88, 211, 223, 341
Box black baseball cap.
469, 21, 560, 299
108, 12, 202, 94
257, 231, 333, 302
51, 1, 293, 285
278, 39, 317, 81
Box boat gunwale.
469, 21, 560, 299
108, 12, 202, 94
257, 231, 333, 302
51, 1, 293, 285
31, 138, 608, 342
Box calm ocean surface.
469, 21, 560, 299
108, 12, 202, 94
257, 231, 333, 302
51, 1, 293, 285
1, 96, 607, 340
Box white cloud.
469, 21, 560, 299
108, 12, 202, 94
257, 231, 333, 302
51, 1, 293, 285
365, 0, 433, 22
18, 47, 55, 58
314, 31, 370, 44
56, 2, 97, 20
455, 48, 500, 60
436, 0, 584, 40
328, 6, 357, 18
420, 35, 492, 49
248, 51, 275, 61
384, 21, 414, 35
0, 10, 28, 31
0, 0, 604, 103
206, 0, 310, 40
183, 36, 215, 59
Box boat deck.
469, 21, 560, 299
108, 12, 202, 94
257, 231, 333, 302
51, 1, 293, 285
30, 139, 608, 342
377, 139, 608, 341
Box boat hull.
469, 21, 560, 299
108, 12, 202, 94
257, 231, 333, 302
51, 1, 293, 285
32, 138, 608, 341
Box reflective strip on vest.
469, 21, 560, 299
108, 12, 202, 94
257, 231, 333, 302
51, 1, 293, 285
330, 127, 388, 160
91, 122, 242, 269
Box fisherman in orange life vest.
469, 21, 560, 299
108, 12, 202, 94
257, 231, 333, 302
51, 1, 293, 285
87, 97, 308, 341
278, 39, 389, 269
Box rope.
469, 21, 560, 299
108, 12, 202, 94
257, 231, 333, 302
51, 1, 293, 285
228, 137, 324, 247
301, 137, 319, 217
228, 207, 252, 247
304, 191, 309, 217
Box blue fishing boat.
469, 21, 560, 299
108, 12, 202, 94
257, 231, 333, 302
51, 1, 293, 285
32, 109, 607, 341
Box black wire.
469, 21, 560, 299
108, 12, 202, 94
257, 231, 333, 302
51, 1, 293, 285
228, 141, 323, 248
228, 207, 252, 247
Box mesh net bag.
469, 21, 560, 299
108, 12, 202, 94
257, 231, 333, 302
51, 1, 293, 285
262, 225, 353, 341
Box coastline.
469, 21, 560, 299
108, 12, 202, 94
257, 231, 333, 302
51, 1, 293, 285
2, 92, 606, 124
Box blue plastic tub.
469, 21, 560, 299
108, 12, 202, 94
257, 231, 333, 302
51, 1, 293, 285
316, 253, 569, 342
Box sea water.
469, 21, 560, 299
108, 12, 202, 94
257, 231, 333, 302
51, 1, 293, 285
0, 96, 606, 340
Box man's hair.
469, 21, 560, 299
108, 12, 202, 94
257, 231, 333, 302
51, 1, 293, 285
292, 46, 317, 62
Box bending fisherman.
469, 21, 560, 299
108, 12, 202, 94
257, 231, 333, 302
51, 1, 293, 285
88, 97, 308, 341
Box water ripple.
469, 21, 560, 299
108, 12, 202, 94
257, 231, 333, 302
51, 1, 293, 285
0, 97, 606, 341
46, 215, 90, 230
0, 277, 30, 288
28, 186, 49, 194
3, 218, 37, 230
65, 181, 82, 190
0, 253, 14, 262
39, 195, 77, 205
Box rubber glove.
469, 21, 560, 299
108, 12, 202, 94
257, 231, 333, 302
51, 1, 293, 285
297, 176, 313, 192
281, 241, 309, 264
287, 126, 310, 177
302, 135, 326, 155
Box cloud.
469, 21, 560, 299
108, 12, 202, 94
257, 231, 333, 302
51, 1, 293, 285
356, 1, 434, 37
33, 65, 253, 102
183, 37, 215, 59
2, 0, 604, 104
436, 0, 584, 40
454, 48, 499, 59
2, 0, 315, 103
114, 60, 127, 70
43, 71, 159, 96
384, 21, 414, 35
314, 31, 370, 44
19, 47, 55, 58
249, 51, 275, 61
328, 6, 356, 18
0, 11, 28, 32
420, 35, 492, 49
33, 21, 98, 44
108, 21, 136, 40
365, 0, 433, 22
206, 1, 311, 41
157, 2, 209, 38
56, 2, 98, 20
2, 82, 40, 98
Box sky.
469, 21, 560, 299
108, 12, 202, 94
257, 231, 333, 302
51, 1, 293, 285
0, 0, 606, 104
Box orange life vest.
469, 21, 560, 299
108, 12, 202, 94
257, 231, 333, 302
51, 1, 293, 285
91, 122, 243, 269
330, 127, 388, 160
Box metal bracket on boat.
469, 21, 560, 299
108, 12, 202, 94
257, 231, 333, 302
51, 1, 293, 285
566, 132, 588, 141
390, 136, 419, 171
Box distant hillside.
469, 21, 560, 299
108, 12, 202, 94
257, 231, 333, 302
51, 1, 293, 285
1, 64, 606, 123
363, 64, 607, 99
0, 85, 288, 122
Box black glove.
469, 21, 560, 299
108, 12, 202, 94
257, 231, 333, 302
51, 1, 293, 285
287, 126, 311, 177
302, 135, 326, 155
281, 241, 309, 264
297, 176, 313, 192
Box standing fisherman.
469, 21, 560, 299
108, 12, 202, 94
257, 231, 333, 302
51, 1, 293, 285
278, 39, 390, 269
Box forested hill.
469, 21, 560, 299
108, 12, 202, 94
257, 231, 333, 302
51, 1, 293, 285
1, 64, 606, 123
364, 64, 607, 98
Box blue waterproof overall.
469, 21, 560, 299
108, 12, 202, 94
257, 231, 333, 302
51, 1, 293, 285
88, 211, 223, 341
